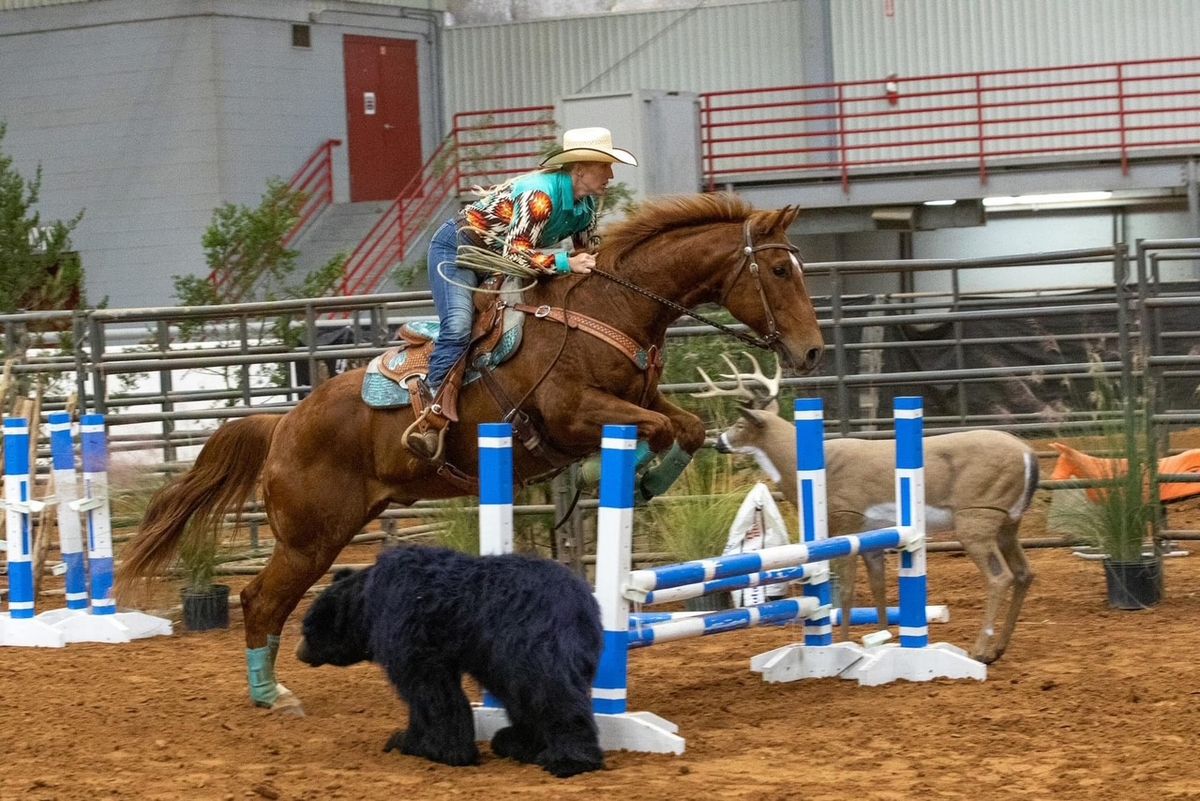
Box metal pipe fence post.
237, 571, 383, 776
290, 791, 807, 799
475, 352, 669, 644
830, 266, 850, 435
72, 311, 89, 410
87, 315, 107, 414
156, 320, 176, 462
238, 315, 252, 406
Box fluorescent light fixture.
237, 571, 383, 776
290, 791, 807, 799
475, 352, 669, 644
982, 191, 1113, 208
923, 199, 956, 206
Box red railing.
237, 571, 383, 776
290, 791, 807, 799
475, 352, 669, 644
208, 138, 341, 297
335, 106, 555, 298
453, 105, 557, 193
700, 56, 1200, 192
336, 133, 460, 297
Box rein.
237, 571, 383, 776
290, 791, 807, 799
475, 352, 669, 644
590, 218, 797, 351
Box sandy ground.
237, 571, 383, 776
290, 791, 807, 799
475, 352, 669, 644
3, 504, 1200, 801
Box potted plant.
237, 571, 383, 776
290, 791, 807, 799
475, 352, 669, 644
1053, 373, 1163, 610
178, 532, 231, 631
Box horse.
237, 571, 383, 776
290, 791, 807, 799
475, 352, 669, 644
114, 193, 825, 715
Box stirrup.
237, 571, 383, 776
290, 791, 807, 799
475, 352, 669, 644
403, 416, 448, 462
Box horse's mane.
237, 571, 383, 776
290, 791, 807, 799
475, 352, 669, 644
599, 193, 755, 262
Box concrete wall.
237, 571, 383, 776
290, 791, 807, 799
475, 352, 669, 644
0, 0, 438, 308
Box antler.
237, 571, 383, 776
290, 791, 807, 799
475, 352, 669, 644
725, 351, 781, 403
691, 352, 782, 408
692, 360, 755, 403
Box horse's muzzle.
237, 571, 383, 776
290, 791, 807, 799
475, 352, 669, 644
778, 343, 824, 375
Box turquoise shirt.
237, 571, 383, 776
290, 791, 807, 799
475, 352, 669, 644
458, 169, 599, 274
511, 171, 597, 248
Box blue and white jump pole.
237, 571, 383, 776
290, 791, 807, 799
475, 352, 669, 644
1, 413, 171, 646
593, 397, 985, 753
0, 418, 65, 647
477, 423, 514, 558
473, 422, 514, 732
629, 605, 951, 629
749, 398, 887, 680
34, 412, 92, 628
836, 398, 984, 685
590, 424, 685, 753
54, 414, 172, 643
79, 415, 116, 616
751, 397, 985, 686
51, 413, 88, 614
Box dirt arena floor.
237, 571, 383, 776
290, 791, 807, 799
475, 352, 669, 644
4, 495, 1200, 801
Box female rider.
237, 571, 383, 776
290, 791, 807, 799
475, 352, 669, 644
407, 126, 637, 459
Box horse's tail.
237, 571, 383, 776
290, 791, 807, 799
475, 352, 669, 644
115, 414, 281, 602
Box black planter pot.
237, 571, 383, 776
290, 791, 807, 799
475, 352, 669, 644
1102, 557, 1163, 610
182, 584, 231, 631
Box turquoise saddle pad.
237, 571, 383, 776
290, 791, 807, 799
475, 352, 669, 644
360, 317, 524, 409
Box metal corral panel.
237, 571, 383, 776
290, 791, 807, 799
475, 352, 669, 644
444, 0, 804, 123
830, 0, 1200, 79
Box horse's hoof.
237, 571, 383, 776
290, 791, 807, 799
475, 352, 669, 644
272, 690, 305, 716
254, 684, 305, 716
969, 648, 999, 665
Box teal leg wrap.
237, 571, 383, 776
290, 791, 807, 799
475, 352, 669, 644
579, 456, 601, 490
580, 441, 655, 491
633, 440, 654, 469
637, 442, 693, 504
247, 644, 280, 708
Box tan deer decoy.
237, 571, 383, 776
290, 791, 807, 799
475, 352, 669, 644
700, 353, 1038, 664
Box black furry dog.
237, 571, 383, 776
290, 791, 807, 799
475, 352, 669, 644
296, 545, 605, 778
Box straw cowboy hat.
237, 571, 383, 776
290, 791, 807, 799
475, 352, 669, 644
540, 127, 638, 167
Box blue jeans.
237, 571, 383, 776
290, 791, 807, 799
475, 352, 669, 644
426, 219, 479, 389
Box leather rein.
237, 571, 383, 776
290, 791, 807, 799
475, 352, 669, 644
469, 220, 796, 485
590, 218, 797, 351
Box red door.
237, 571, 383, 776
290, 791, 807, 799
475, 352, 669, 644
343, 35, 422, 202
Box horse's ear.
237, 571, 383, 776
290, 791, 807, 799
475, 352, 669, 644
771, 205, 800, 231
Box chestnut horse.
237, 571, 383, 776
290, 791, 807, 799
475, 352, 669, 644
115, 194, 824, 714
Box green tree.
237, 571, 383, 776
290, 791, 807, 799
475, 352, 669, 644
171, 177, 347, 392
0, 122, 85, 313
174, 178, 344, 308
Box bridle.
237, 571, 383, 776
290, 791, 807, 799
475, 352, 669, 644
717, 218, 802, 349
591, 218, 800, 351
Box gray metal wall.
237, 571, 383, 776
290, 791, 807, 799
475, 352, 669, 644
442, 0, 806, 123
829, 0, 1199, 79
444, 0, 1200, 122
0, 0, 439, 308
0, 0, 445, 10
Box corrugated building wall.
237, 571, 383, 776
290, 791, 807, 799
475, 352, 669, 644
443, 0, 1198, 176
442, 0, 805, 121
829, 0, 1199, 80
443, 0, 1199, 115
0, 0, 443, 9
